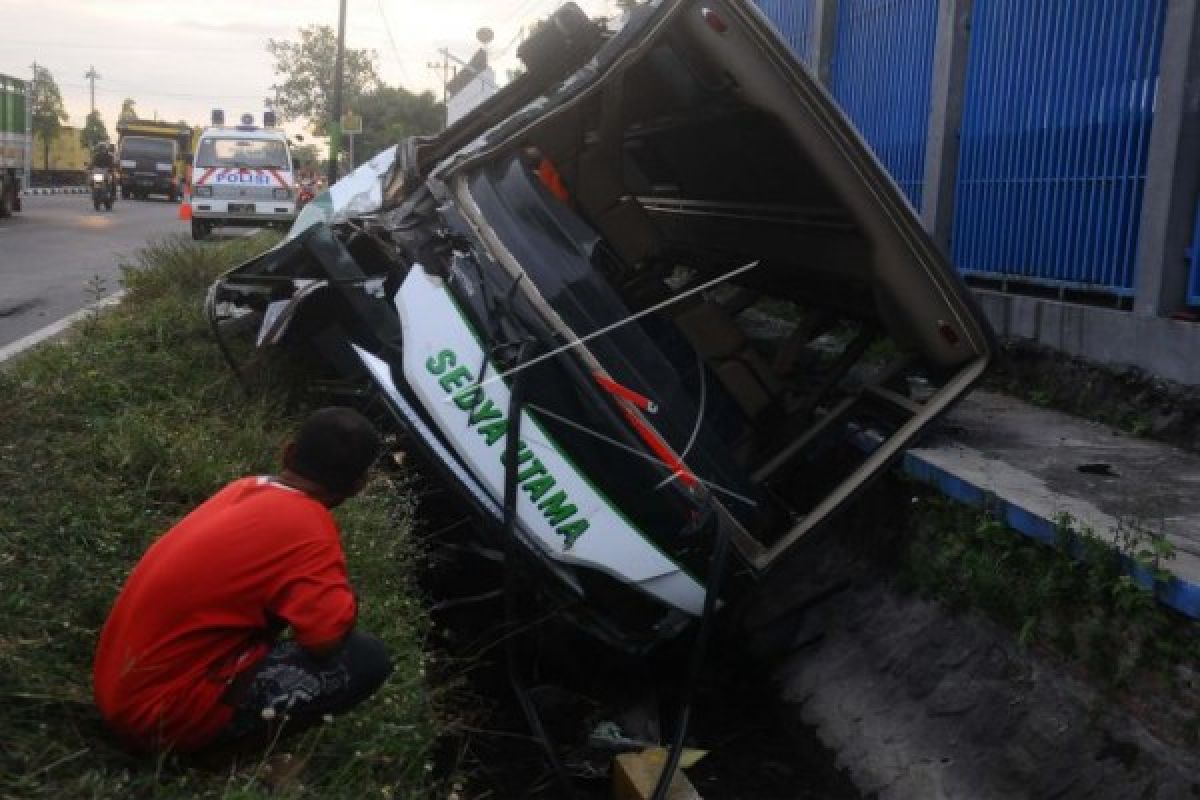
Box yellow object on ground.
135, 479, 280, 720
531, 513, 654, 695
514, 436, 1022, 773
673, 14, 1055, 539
612, 748, 705, 800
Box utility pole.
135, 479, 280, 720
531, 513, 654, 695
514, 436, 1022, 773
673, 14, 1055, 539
427, 49, 455, 105
84, 65, 101, 114
25, 62, 35, 191
328, 0, 347, 186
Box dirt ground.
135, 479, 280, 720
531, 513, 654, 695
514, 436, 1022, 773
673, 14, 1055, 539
985, 340, 1200, 454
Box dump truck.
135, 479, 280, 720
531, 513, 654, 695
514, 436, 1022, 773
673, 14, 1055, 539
0, 72, 31, 217
116, 118, 193, 201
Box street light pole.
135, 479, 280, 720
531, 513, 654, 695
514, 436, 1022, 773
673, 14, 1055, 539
328, 0, 347, 186
84, 65, 101, 114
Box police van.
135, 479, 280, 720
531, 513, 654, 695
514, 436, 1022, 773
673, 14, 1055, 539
189, 111, 296, 240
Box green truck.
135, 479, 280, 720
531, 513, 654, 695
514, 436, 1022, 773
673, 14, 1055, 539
0, 72, 31, 216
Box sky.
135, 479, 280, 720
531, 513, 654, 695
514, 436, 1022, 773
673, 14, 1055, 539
0, 0, 617, 136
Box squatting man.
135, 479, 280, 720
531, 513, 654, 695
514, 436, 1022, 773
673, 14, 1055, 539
93, 407, 391, 752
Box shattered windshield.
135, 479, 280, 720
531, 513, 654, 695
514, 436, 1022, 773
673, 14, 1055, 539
195, 137, 289, 169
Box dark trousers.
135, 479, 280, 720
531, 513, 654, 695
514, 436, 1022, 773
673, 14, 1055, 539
213, 631, 392, 746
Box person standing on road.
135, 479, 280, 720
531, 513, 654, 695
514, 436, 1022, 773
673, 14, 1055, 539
93, 406, 392, 754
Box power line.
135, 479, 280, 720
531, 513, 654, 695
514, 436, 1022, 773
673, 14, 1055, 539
1, 38, 249, 54
375, 0, 411, 82
492, 24, 527, 63
57, 80, 263, 102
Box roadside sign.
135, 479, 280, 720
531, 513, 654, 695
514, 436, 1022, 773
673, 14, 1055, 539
341, 113, 362, 135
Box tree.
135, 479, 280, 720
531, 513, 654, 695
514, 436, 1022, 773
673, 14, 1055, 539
80, 110, 110, 150
266, 26, 379, 130
119, 97, 138, 122
292, 143, 321, 176
30, 65, 68, 171
351, 87, 444, 167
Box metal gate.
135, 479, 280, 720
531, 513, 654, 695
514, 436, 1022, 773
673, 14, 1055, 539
952, 0, 1167, 297
829, 0, 938, 209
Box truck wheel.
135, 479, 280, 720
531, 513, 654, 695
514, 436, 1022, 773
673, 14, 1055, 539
191, 220, 209, 241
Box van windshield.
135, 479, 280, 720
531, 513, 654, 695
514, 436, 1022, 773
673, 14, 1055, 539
121, 136, 175, 161
195, 137, 289, 170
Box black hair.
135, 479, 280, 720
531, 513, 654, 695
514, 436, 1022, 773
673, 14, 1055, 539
289, 407, 381, 494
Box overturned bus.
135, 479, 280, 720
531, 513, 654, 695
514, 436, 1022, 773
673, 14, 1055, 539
208, 0, 994, 653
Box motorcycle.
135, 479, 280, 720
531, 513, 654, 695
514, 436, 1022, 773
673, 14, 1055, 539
91, 169, 116, 212
296, 179, 316, 211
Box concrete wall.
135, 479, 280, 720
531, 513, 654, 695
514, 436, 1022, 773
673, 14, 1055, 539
31, 125, 89, 172
446, 69, 499, 127
975, 290, 1200, 386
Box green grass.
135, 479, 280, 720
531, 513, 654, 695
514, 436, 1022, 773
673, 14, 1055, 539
898, 492, 1200, 740
0, 234, 443, 798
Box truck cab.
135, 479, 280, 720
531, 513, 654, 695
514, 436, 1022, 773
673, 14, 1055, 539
0, 73, 30, 217
116, 119, 192, 201
189, 112, 296, 240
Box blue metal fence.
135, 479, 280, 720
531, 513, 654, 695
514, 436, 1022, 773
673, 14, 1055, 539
1187, 196, 1200, 306
952, 0, 1167, 297
753, 0, 817, 68
829, 0, 938, 210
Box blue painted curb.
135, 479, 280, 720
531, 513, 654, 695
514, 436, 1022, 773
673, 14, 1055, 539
899, 448, 1200, 620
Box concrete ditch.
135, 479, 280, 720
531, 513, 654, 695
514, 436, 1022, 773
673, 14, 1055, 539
751, 534, 1200, 799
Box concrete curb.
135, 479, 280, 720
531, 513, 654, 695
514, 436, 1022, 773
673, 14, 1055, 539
900, 445, 1200, 621
848, 418, 1200, 621
0, 292, 126, 365
21, 186, 89, 196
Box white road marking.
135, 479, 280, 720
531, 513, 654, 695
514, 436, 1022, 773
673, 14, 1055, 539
0, 291, 126, 364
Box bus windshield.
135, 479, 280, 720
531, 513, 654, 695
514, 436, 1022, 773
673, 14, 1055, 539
195, 137, 289, 170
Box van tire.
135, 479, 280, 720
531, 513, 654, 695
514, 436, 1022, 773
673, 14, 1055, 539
191, 220, 210, 240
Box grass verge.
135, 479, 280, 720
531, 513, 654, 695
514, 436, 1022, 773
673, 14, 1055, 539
0, 233, 442, 798
898, 490, 1200, 745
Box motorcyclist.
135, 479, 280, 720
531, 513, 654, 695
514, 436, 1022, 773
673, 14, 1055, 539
90, 143, 118, 196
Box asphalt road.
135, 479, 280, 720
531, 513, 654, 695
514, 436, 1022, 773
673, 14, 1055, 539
0, 192, 185, 347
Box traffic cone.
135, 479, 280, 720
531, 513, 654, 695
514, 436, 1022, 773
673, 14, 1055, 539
178, 169, 192, 221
